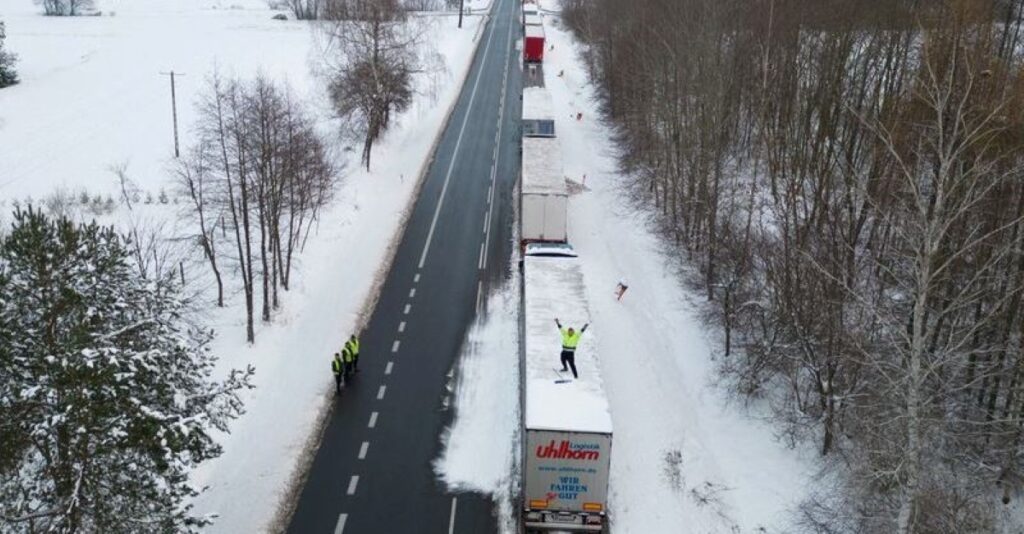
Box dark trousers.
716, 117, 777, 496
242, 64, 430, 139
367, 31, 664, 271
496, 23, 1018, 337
353, 353, 359, 372
560, 350, 578, 378
344, 361, 354, 380
334, 373, 342, 393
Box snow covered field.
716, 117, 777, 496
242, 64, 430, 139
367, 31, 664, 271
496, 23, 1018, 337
0, 1, 485, 531
0, 0, 317, 200
438, 5, 817, 533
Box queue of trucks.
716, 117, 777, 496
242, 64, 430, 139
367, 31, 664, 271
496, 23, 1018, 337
518, 4, 613, 532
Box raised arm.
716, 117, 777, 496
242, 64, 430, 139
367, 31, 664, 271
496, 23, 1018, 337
581, 323, 589, 333
555, 318, 562, 329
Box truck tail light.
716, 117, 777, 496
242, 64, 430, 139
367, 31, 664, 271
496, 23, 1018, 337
583, 502, 603, 512
529, 500, 548, 509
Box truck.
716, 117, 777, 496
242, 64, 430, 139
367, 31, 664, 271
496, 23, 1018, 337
521, 137, 567, 243
524, 12, 543, 26
521, 243, 613, 533
524, 24, 545, 63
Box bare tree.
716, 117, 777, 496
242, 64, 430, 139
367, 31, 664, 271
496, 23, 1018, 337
321, 0, 418, 170
175, 146, 226, 307
36, 0, 95, 16
187, 72, 337, 342
288, 0, 321, 19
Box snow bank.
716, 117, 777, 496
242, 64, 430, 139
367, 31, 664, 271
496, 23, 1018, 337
537, 7, 816, 533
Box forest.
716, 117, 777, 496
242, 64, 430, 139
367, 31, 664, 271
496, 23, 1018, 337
562, 0, 1024, 531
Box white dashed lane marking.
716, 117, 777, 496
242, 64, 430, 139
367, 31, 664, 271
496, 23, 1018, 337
377, 385, 387, 400
404, 304, 411, 315
347, 476, 359, 496
385, 361, 394, 375
392, 340, 401, 353
335, 513, 348, 534
448, 497, 458, 534
368, 412, 378, 428
398, 321, 406, 333
358, 441, 369, 460
417, 3, 502, 271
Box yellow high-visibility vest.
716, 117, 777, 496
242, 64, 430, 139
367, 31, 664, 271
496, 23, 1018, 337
561, 329, 582, 350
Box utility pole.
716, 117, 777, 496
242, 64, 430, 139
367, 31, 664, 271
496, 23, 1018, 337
160, 71, 185, 158
458, 0, 464, 28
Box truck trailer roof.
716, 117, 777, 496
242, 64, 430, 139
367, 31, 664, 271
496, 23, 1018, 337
522, 137, 567, 196
523, 254, 613, 434
522, 87, 554, 122
525, 24, 545, 39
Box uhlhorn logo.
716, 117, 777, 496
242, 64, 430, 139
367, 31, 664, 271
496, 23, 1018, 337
535, 440, 600, 461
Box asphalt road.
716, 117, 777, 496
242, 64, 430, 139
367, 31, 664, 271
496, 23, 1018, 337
286, 0, 522, 531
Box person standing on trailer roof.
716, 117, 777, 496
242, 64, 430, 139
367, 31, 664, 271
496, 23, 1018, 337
555, 318, 588, 379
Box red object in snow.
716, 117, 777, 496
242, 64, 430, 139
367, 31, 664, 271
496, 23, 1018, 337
524, 25, 545, 63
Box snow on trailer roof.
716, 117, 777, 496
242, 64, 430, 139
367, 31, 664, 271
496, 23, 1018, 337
522, 137, 567, 195
522, 87, 554, 121
523, 253, 613, 435
524, 13, 543, 26
525, 24, 545, 39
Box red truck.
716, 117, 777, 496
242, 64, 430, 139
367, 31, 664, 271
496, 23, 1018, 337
524, 24, 545, 63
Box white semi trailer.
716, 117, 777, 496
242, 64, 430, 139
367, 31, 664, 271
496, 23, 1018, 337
521, 243, 612, 532
521, 137, 568, 243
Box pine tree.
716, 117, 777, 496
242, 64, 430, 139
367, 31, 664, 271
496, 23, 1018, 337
0, 21, 18, 88
0, 207, 253, 533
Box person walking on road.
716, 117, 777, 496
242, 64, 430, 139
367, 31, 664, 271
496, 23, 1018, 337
555, 318, 588, 379
342, 345, 355, 382
345, 334, 361, 373
332, 352, 344, 395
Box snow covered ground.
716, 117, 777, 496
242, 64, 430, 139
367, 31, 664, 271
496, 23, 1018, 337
0, 0, 315, 200
437, 4, 817, 533
0, 1, 486, 531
